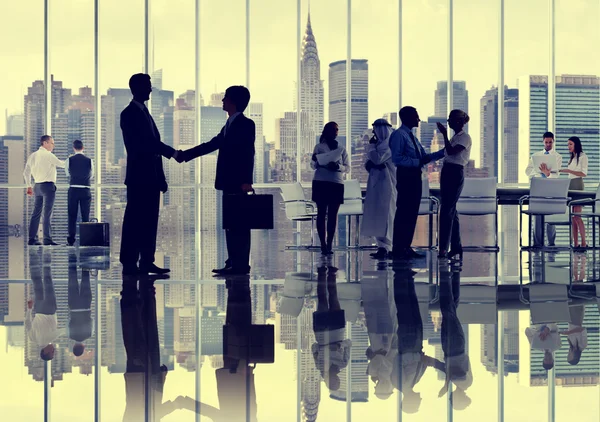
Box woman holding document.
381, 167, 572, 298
559, 136, 588, 249
311, 122, 349, 255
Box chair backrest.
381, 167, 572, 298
594, 183, 600, 200
457, 177, 497, 215
529, 284, 571, 323
529, 178, 571, 215
280, 183, 310, 219
418, 177, 432, 214
338, 179, 364, 216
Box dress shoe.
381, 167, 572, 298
28, 239, 42, 246
406, 248, 425, 258
139, 264, 170, 275
213, 265, 233, 274
43, 240, 58, 246
67, 238, 75, 247
370, 248, 389, 260
448, 248, 463, 261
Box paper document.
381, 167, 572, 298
316, 148, 343, 166
532, 154, 558, 173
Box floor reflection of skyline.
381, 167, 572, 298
0, 237, 599, 420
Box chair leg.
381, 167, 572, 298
355, 215, 360, 247
428, 213, 433, 249
519, 210, 523, 248
540, 215, 545, 250
347, 216, 351, 248
311, 218, 315, 247
495, 211, 499, 250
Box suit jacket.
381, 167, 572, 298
183, 113, 255, 191
120, 101, 175, 192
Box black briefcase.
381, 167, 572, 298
79, 219, 110, 247
223, 192, 274, 230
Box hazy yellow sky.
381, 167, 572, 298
0, 0, 599, 168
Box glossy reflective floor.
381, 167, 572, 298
1, 240, 599, 422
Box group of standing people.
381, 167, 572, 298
310, 106, 472, 260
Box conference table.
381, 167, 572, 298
428, 185, 596, 205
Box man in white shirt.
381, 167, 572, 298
525, 131, 562, 247
23, 135, 65, 246
26, 249, 63, 361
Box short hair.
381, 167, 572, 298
543, 131, 554, 139
225, 86, 251, 112
399, 106, 417, 123
73, 140, 84, 150
543, 361, 554, 370
40, 135, 52, 145
129, 73, 151, 95
40, 348, 53, 361
449, 109, 470, 126
73, 344, 85, 357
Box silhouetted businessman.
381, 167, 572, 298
120, 73, 179, 276
68, 251, 92, 357
178, 86, 255, 276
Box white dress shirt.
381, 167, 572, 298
25, 309, 64, 347
525, 149, 562, 179
525, 324, 562, 351
64, 151, 94, 188
566, 152, 588, 179
23, 147, 65, 188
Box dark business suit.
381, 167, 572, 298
182, 113, 256, 271
68, 251, 92, 343
119, 101, 175, 269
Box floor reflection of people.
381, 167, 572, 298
121, 275, 178, 421
68, 250, 93, 357
561, 303, 588, 366
189, 276, 259, 421
525, 323, 561, 370
363, 268, 397, 399
26, 249, 61, 361
438, 263, 472, 411
392, 261, 444, 414
312, 265, 351, 392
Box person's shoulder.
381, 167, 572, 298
120, 103, 136, 117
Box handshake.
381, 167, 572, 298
172, 150, 186, 163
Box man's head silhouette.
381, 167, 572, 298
129, 73, 152, 102
223, 86, 251, 114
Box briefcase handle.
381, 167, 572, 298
90, 218, 98, 223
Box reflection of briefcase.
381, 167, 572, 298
223, 192, 274, 230
223, 324, 275, 363
80, 219, 110, 247
79, 247, 110, 270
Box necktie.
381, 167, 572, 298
409, 131, 422, 159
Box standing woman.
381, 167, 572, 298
362, 119, 396, 259
436, 110, 472, 259
311, 122, 350, 255
560, 136, 588, 248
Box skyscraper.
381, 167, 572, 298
297, 12, 324, 156
328, 59, 369, 150
5, 113, 24, 136
519, 75, 600, 187
274, 111, 308, 182
106, 88, 131, 164
416, 116, 446, 152
480, 86, 519, 182
435, 81, 469, 132
246, 103, 265, 183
